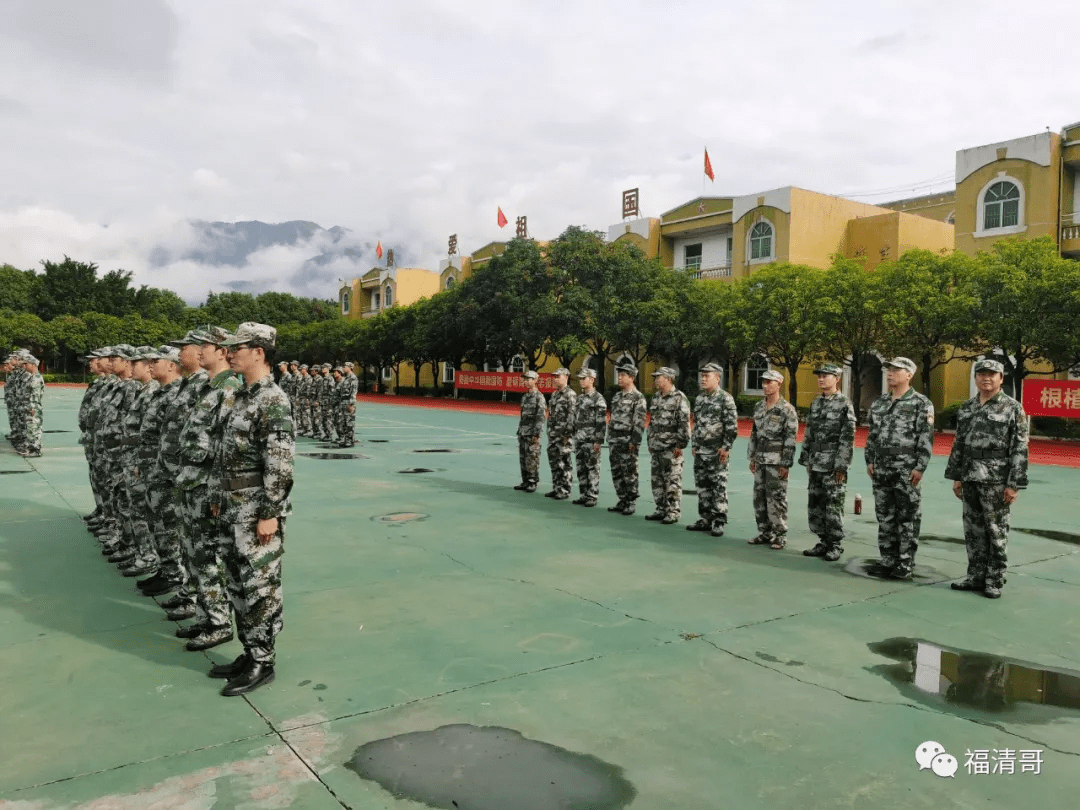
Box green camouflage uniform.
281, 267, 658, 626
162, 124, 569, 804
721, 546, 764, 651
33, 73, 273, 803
944, 391, 1028, 589
798, 392, 856, 553
691, 388, 739, 531
546, 385, 577, 497
312, 372, 328, 440
338, 371, 359, 446
864, 389, 935, 574
119, 377, 161, 569
141, 377, 187, 587
606, 388, 647, 509
79, 374, 108, 510
517, 388, 546, 488
97, 378, 141, 552
6, 366, 28, 449
215, 373, 294, 666
23, 369, 45, 455
320, 372, 337, 442
747, 397, 798, 542
573, 390, 607, 505
647, 387, 691, 520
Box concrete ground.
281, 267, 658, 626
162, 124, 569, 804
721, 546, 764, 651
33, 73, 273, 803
1, 387, 1078, 809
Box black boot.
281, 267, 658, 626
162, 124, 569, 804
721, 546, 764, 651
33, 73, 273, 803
209, 653, 251, 679
220, 659, 276, 696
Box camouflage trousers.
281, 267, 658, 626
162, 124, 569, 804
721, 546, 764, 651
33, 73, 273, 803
518, 435, 541, 487
337, 405, 356, 446
147, 479, 190, 592
82, 439, 103, 509
311, 402, 324, 438
219, 520, 284, 665
650, 449, 684, 519
295, 401, 309, 435
121, 456, 159, 568
547, 437, 574, 496
8, 404, 26, 447
608, 441, 640, 505
574, 443, 602, 502
961, 482, 1011, 589
179, 484, 232, 631
96, 448, 128, 548
693, 451, 730, 525
24, 408, 42, 454
321, 402, 337, 442
752, 465, 789, 540
807, 470, 847, 548
871, 469, 922, 571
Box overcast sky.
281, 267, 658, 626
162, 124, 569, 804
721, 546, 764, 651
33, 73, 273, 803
1, 0, 1076, 301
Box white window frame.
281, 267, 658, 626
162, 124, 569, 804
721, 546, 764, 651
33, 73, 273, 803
442, 362, 455, 383
445, 276, 455, 289
385, 284, 393, 307
684, 243, 703, 271
510, 355, 525, 374
483, 361, 504, 372
975, 174, 1026, 237
743, 354, 771, 394
381, 366, 392, 381
373, 291, 381, 309
747, 219, 775, 265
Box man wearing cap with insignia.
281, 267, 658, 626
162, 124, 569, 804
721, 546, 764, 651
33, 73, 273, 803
864, 357, 935, 580
211, 322, 294, 695
17, 353, 45, 457
688, 362, 739, 537
514, 369, 546, 492
572, 368, 606, 507
545, 368, 577, 500
747, 369, 798, 549
646, 367, 691, 525
945, 358, 1028, 599
606, 362, 647, 515
799, 363, 856, 562
338, 361, 359, 447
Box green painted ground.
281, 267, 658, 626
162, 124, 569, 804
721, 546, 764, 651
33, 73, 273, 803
1, 388, 1078, 809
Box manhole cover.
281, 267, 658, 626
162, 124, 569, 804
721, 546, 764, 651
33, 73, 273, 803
299, 453, 368, 460
413, 448, 461, 453
398, 467, 443, 474
43, 430, 71, 433
0, 470, 32, 475
372, 512, 430, 524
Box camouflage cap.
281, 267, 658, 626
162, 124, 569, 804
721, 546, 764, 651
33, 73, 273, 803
218, 322, 275, 348
344, 361, 354, 369
278, 360, 288, 367
974, 358, 1005, 374
522, 369, 539, 380
814, 363, 844, 376
156, 346, 181, 363
289, 359, 299, 366
553, 367, 570, 377
761, 369, 785, 383
577, 368, 596, 379
651, 366, 677, 379
201, 326, 235, 346
615, 363, 638, 377
133, 345, 157, 361
321, 363, 331, 370
300, 364, 309, 370
883, 357, 916, 373
169, 329, 208, 347
23, 353, 40, 366
110, 344, 138, 359
698, 362, 723, 375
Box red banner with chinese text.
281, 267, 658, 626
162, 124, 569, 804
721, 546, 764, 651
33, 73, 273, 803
1022, 379, 1080, 418
454, 370, 557, 393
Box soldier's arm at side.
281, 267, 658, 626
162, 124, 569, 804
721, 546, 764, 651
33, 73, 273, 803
1005, 401, 1029, 498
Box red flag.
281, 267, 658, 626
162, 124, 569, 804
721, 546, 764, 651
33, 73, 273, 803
376, 240, 383, 259
497, 207, 508, 228
704, 148, 715, 182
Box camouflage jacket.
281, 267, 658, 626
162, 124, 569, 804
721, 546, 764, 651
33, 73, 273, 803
78, 376, 106, 433
138, 377, 183, 473
692, 388, 739, 455
319, 376, 335, 404
279, 371, 294, 398
945, 391, 1028, 489
864, 389, 934, 472
747, 397, 798, 467
176, 369, 242, 490
517, 389, 547, 438
120, 379, 160, 465
97, 379, 141, 449
798, 392, 856, 472
215, 373, 295, 524
573, 390, 607, 444
339, 373, 359, 404
85, 375, 118, 441
607, 388, 647, 447
647, 388, 690, 454
156, 370, 209, 481
4, 367, 26, 406
547, 386, 577, 440
300, 375, 314, 401
26, 371, 45, 413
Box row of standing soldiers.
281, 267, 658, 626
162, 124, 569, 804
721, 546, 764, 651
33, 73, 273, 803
2, 349, 45, 457
514, 357, 1028, 598
277, 360, 358, 447
78, 323, 294, 697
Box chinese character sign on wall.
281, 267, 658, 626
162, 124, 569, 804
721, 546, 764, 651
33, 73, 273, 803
1023, 379, 1080, 418
622, 188, 639, 219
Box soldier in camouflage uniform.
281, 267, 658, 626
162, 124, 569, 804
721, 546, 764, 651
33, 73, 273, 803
514, 370, 546, 493
294, 365, 310, 436
799, 363, 856, 562
646, 367, 691, 525
276, 361, 291, 394
95, 346, 142, 563
572, 368, 607, 507
747, 369, 798, 549
19, 354, 45, 458
338, 362, 359, 447
78, 351, 109, 523
116, 347, 162, 577
210, 323, 295, 696
320, 363, 338, 443
5, 351, 29, 452
945, 359, 1029, 599
688, 363, 739, 537
606, 363, 647, 515
545, 368, 577, 500
85, 350, 121, 542
864, 357, 935, 580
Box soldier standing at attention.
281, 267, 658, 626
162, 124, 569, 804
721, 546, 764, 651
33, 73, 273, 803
514, 370, 546, 493
864, 357, 935, 580
320, 363, 338, 443
276, 361, 291, 393
5, 351, 28, 452
545, 368, 577, 500
339, 362, 359, 447
688, 363, 739, 537
19, 354, 45, 458
945, 359, 1028, 599
747, 370, 798, 549
296, 365, 311, 437
212, 323, 294, 696
572, 368, 607, 507
645, 367, 691, 525
606, 363, 647, 516
800, 363, 856, 562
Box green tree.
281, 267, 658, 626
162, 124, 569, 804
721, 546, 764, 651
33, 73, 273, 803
134, 286, 188, 322
93, 269, 137, 316
33, 257, 101, 320
0, 311, 54, 359
0, 264, 39, 312
46, 315, 89, 373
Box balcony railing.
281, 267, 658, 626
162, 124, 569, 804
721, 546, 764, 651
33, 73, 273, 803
687, 263, 732, 280
1061, 212, 1080, 243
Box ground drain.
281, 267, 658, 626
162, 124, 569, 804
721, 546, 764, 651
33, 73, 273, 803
345, 724, 635, 810
372, 512, 429, 524
919, 534, 964, 545
43, 430, 71, 433
413, 448, 461, 453
397, 467, 441, 474
299, 453, 368, 460
0, 470, 32, 475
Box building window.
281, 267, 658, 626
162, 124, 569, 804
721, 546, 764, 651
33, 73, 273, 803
483, 361, 504, 372
684, 243, 702, 270
442, 362, 455, 383
945, 211, 955, 225
373, 292, 381, 309
510, 356, 525, 374
727, 236, 733, 259
749, 222, 773, 261
446, 276, 455, 289
381, 366, 392, 381
384, 284, 393, 307
983, 181, 1020, 230
341, 290, 350, 314
743, 354, 770, 393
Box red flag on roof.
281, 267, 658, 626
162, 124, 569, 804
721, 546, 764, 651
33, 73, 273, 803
375, 240, 383, 259
497, 207, 508, 228
704, 148, 715, 182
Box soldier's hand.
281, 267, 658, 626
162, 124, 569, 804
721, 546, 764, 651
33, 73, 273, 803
210, 503, 220, 517
593, 443, 601, 453
348, 405, 355, 413
910, 469, 923, 487
673, 448, 682, 459
952, 481, 963, 500
835, 470, 846, 484
749, 461, 757, 474
718, 448, 730, 463
866, 464, 874, 477
257, 517, 278, 545
630, 444, 637, 453
778, 466, 789, 480
533, 437, 540, 446
1003, 487, 1019, 505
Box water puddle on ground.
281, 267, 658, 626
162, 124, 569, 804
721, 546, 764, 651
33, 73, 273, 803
298, 453, 368, 460
43, 429, 71, 433
345, 724, 635, 810
919, 534, 964, 545
413, 448, 462, 453
843, 557, 945, 583
0, 470, 32, 475
868, 638, 1080, 717
372, 512, 429, 524
1016, 527, 1080, 547
398, 467, 444, 474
